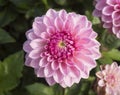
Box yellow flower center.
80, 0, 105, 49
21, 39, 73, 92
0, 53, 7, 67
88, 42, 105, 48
58, 41, 66, 48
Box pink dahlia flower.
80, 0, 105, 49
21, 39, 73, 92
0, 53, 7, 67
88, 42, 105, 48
93, 0, 120, 38
96, 62, 120, 95
23, 9, 101, 87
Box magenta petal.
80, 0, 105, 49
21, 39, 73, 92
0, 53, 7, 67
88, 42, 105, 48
106, 0, 116, 6
112, 11, 120, 20
102, 6, 114, 16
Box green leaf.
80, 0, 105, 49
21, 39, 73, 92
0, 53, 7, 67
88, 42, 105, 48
98, 56, 113, 64
9, 0, 35, 9
0, 0, 7, 6
0, 28, 15, 44
92, 17, 100, 25
104, 49, 120, 61
0, 8, 17, 27
101, 31, 120, 49
26, 83, 54, 95
54, 0, 66, 5
0, 51, 24, 93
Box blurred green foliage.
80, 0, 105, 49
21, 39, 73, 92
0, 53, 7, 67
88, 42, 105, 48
0, 0, 120, 95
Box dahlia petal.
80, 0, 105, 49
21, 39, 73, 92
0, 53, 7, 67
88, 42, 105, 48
106, 0, 116, 6
25, 55, 32, 66
75, 16, 88, 29
46, 9, 57, 18
96, 71, 103, 78
80, 48, 92, 55
51, 61, 59, 70
35, 68, 45, 77
78, 28, 92, 38
72, 77, 81, 84
111, 62, 118, 69
106, 87, 113, 95
44, 63, 54, 77
102, 6, 114, 16
113, 18, 120, 27
54, 17, 63, 32
30, 59, 39, 68
102, 15, 112, 23
53, 69, 63, 83
72, 57, 89, 78
43, 16, 54, 26
23, 41, 32, 53
30, 39, 46, 49
33, 21, 46, 36
90, 48, 101, 59
63, 76, 72, 87
40, 32, 50, 39
98, 79, 105, 87
93, 9, 102, 17
46, 77, 56, 85
39, 57, 48, 67
89, 32, 97, 39
96, 0, 106, 10
68, 66, 80, 78
59, 63, 68, 75
27, 31, 38, 40
29, 49, 40, 59
63, 14, 74, 31
59, 9, 67, 21
112, 11, 120, 21
34, 17, 43, 23
103, 22, 112, 28
79, 38, 91, 44
47, 26, 56, 34
77, 54, 96, 67
114, 4, 120, 11
112, 26, 120, 34
60, 81, 67, 88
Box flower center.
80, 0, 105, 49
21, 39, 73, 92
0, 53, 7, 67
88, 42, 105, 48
58, 41, 66, 48
46, 31, 75, 62
106, 74, 115, 86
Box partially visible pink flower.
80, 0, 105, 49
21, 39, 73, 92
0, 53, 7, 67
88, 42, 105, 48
96, 62, 120, 95
93, 0, 120, 38
23, 9, 101, 88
